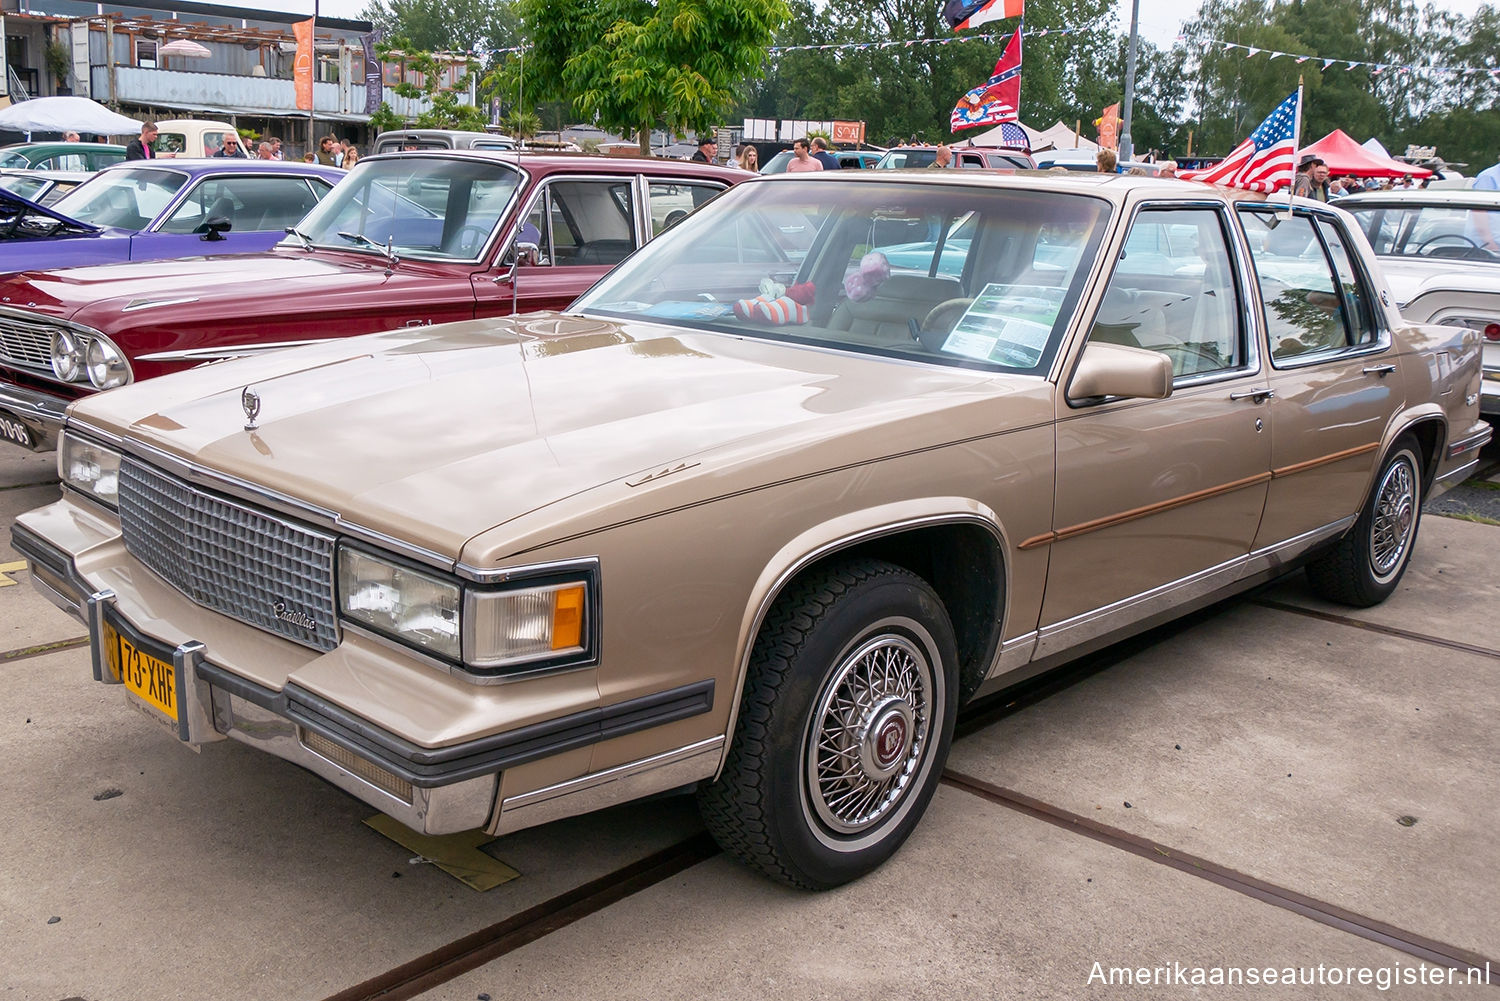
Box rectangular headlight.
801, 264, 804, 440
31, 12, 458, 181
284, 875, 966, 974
466, 579, 591, 670
58, 433, 121, 508
338, 547, 462, 661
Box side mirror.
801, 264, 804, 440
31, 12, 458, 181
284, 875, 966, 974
1069, 341, 1173, 402
198, 216, 232, 242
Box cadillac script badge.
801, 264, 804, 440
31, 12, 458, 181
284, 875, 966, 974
242, 386, 261, 431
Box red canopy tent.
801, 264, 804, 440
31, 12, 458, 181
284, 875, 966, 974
1299, 130, 1432, 178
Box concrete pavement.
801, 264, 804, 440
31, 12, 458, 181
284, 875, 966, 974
1, 439, 1496, 1000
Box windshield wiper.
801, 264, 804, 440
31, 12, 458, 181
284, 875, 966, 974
284, 226, 313, 250
337, 230, 398, 268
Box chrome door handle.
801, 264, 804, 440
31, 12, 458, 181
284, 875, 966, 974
1363, 364, 1396, 377
1229, 387, 1275, 403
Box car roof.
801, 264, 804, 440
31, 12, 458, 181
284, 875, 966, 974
0, 142, 127, 154
94, 158, 344, 179
363, 148, 753, 178
1339, 188, 1500, 207
749, 168, 1288, 208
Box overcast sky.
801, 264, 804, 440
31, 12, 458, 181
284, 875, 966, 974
255, 0, 1493, 51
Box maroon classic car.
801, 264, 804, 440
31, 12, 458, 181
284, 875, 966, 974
0, 150, 746, 450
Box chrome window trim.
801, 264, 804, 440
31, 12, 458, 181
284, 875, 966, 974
1062, 196, 1264, 406
1236, 204, 1395, 371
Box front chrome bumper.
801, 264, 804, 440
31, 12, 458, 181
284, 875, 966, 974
10, 520, 497, 835
0, 379, 70, 451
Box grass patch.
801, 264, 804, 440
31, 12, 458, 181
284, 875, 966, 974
1466, 478, 1500, 492
1440, 511, 1500, 526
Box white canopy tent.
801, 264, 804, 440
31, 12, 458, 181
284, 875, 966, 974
0, 97, 142, 137
964, 120, 1098, 153
1362, 136, 1393, 159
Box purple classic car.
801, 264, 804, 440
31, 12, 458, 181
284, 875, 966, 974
0, 159, 344, 272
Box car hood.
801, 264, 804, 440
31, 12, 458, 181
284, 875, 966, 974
0, 183, 100, 234
74, 313, 1040, 562
0, 249, 395, 318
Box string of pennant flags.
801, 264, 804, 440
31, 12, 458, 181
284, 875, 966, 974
1195, 38, 1500, 80
420, 29, 1500, 81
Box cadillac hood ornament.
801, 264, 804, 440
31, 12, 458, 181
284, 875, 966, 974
241, 386, 261, 431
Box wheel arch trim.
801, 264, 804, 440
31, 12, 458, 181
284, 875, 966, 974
712, 499, 1010, 781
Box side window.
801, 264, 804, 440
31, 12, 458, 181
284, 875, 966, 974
53, 154, 86, 171
1089, 208, 1244, 379
1315, 218, 1377, 347
159, 177, 329, 234
1240, 210, 1363, 361
647, 181, 723, 237
546, 180, 638, 267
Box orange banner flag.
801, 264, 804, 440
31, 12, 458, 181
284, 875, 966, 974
1097, 102, 1120, 150
294, 18, 314, 112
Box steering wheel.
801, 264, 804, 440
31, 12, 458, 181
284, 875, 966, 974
915, 298, 974, 352
1414, 233, 1480, 255
454, 224, 491, 256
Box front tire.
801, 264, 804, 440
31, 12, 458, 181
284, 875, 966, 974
1306, 435, 1423, 607
698, 560, 959, 889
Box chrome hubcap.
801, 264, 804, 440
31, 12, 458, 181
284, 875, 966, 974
806, 634, 933, 835
1370, 456, 1417, 580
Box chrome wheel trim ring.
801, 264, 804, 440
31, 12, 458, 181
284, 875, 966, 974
802, 621, 938, 847
1370, 453, 1418, 583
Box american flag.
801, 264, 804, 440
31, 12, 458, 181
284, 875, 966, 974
1179, 89, 1302, 192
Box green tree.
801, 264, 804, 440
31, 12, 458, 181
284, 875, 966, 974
514, 0, 791, 154
374, 42, 488, 131
360, 0, 520, 57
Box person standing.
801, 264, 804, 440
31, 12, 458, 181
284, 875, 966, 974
125, 122, 159, 160
810, 136, 840, 170
785, 138, 823, 172
270, 137, 284, 160
1157, 160, 1178, 179
342, 146, 361, 169
63, 130, 80, 142
928, 143, 953, 169
314, 134, 338, 166
1466, 155, 1500, 252
735, 144, 759, 171
256, 141, 275, 160
690, 135, 718, 163
1293, 155, 1329, 201
1095, 148, 1117, 173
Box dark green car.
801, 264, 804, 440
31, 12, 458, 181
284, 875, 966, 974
0, 142, 127, 172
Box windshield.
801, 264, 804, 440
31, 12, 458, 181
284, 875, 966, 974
292, 157, 522, 260
1345, 201, 1500, 264
573, 179, 1110, 375
0, 174, 48, 201
52, 168, 186, 228
0, 151, 29, 169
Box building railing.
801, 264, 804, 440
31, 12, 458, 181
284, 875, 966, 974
89, 64, 465, 119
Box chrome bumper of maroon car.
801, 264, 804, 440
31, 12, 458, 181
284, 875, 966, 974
0, 380, 67, 450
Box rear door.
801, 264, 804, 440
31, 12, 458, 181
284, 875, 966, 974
1238, 206, 1401, 549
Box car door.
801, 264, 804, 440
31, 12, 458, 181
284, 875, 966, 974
1237, 207, 1400, 550
140, 175, 334, 261
1038, 204, 1272, 653
477, 175, 645, 317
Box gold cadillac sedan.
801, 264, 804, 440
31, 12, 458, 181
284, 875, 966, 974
12, 172, 1491, 890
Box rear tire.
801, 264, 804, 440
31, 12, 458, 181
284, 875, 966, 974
1306, 435, 1423, 607
698, 560, 959, 890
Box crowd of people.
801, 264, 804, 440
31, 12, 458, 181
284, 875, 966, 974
121, 122, 363, 167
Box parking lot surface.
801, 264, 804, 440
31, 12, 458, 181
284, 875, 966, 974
3, 442, 1496, 1000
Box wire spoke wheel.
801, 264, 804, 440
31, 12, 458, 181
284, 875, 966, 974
1369, 456, 1416, 581
805, 633, 934, 835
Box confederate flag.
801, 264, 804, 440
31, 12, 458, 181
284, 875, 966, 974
951, 30, 1022, 132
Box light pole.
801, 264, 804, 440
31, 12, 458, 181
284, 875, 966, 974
1120, 0, 1140, 163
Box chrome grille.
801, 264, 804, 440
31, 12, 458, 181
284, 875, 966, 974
118, 457, 338, 651
0, 313, 76, 370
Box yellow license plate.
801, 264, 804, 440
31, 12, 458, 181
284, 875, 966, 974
105, 623, 177, 720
